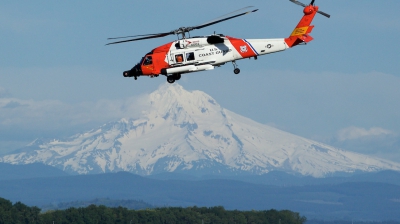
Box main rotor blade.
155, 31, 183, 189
106, 32, 172, 45
107, 33, 168, 40
106, 6, 259, 45
192, 6, 258, 30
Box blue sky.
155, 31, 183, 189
1, 1, 400, 161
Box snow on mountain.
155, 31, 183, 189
1, 84, 400, 177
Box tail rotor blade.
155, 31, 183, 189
317, 10, 330, 18
289, 0, 330, 18
289, 0, 307, 7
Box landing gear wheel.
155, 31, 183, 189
232, 61, 240, 74
167, 76, 175, 84
134, 76, 137, 80
174, 74, 181, 80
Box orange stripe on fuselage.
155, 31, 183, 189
226, 36, 257, 58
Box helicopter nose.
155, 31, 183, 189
123, 71, 131, 77
123, 64, 142, 78
122, 70, 140, 77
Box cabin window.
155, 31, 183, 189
186, 52, 195, 61
143, 55, 152, 65
175, 54, 184, 63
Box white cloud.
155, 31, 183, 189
0, 94, 151, 153
0, 94, 151, 132
329, 126, 400, 163
337, 126, 394, 141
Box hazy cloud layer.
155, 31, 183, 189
337, 126, 394, 141
326, 126, 400, 162
0, 94, 150, 136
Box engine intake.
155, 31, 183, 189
207, 35, 224, 44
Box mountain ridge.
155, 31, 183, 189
1, 84, 400, 177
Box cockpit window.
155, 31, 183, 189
186, 52, 195, 61
143, 55, 152, 65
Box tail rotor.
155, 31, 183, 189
289, 0, 330, 18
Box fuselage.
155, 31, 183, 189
125, 35, 289, 78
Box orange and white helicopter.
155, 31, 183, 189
107, 0, 329, 83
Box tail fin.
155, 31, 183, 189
285, 5, 319, 48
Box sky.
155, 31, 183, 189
1, 1, 400, 162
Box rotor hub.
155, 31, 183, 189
303, 6, 315, 15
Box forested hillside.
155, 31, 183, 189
41, 198, 153, 212
41, 206, 306, 224
2, 196, 400, 223
306, 221, 400, 224
0, 197, 306, 224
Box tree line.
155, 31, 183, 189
306, 221, 400, 224
0, 197, 306, 224
3, 196, 400, 224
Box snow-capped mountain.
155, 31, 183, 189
2, 84, 400, 177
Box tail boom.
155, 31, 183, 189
285, 5, 318, 48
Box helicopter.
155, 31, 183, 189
107, 0, 330, 84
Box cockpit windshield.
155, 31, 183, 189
142, 55, 153, 65
139, 57, 145, 64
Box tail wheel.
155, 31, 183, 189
167, 76, 175, 84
